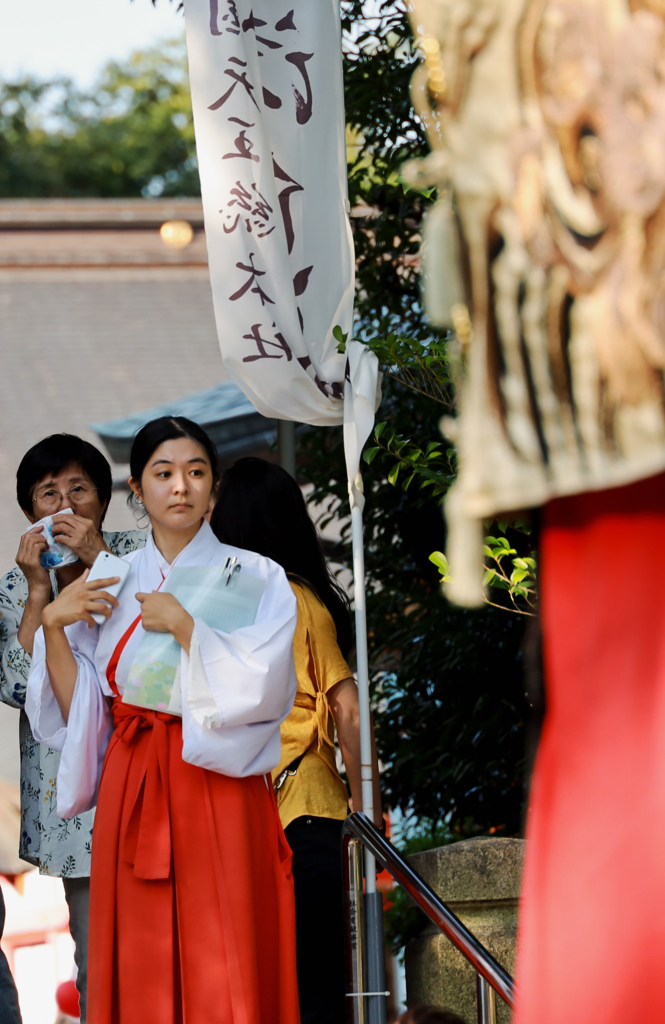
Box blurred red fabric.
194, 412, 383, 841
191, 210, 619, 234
514, 472, 665, 1023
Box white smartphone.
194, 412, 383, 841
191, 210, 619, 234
87, 550, 131, 626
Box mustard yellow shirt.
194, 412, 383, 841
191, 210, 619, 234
272, 583, 352, 829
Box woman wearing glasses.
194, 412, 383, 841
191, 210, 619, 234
0, 433, 146, 1024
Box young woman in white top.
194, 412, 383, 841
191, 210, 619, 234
26, 416, 301, 1024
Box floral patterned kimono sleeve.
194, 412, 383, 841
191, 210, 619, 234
0, 587, 30, 709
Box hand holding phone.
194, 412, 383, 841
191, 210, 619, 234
86, 551, 131, 625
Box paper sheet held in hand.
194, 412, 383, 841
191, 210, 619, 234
122, 565, 266, 715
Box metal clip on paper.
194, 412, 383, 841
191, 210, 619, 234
222, 556, 242, 587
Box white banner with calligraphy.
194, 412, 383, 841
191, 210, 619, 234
185, 0, 377, 454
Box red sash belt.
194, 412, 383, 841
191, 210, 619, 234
111, 699, 180, 881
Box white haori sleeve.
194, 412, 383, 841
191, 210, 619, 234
26, 622, 113, 818
180, 564, 298, 777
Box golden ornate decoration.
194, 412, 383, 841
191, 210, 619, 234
405, 0, 665, 604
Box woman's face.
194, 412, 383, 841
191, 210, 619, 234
28, 463, 106, 530
131, 437, 214, 533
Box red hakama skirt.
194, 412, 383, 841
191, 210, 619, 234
513, 472, 665, 1023
87, 700, 301, 1024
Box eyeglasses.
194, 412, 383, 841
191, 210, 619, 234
32, 483, 98, 513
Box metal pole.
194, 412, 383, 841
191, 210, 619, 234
350, 501, 387, 1024
277, 419, 296, 478
476, 974, 497, 1024
364, 892, 387, 1024
344, 834, 366, 1024
351, 502, 374, 827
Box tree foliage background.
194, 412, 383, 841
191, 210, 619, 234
0, 1, 531, 840
0, 39, 198, 198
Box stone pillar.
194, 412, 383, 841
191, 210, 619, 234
404, 837, 525, 1023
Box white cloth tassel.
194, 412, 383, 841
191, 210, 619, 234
422, 196, 465, 329
443, 485, 485, 608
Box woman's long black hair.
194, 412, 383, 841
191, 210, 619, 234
210, 457, 353, 657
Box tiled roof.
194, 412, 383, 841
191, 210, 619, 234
0, 198, 208, 269
0, 197, 206, 229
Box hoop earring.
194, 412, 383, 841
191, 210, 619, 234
133, 497, 149, 529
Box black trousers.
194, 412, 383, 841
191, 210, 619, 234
285, 816, 347, 1024
0, 891, 21, 1024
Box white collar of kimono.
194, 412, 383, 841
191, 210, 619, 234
141, 519, 218, 590
154, 545, 171, 578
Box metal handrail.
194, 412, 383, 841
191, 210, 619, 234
342, 812, 515, 1023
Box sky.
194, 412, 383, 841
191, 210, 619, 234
0, 0, 185, 87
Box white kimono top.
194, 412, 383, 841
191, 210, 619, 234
25, 520, 298, 820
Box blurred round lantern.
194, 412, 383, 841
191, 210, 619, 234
56, 980, 80, 1018
159, 220, 194, 249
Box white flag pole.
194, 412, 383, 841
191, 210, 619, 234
345, 352, 386, 1024
351, 484, 387, 1024
344, 342, 382, 839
